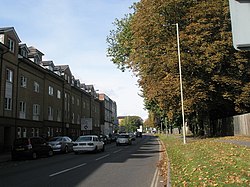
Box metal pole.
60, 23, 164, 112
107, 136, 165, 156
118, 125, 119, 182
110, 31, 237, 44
175, 23, 186, 144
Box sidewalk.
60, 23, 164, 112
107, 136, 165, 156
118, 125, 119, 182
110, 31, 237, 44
216, 139, 250, 147
0, 152, 11, 163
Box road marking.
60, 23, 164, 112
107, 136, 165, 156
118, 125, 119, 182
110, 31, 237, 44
95, 154, 110, 161
150, 139, 162, 187
49, 163, 87, 177
113, 149, 122, 153
150, 168, 159, 187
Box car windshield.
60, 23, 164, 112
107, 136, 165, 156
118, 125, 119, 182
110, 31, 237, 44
118, 135, 129, 138
49, 137, 62, 141
76, 136, 92, 142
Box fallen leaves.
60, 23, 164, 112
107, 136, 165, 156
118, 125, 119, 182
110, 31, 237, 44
158, 135, 250, 186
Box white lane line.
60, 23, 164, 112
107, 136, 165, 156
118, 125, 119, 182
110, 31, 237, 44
150, 139, 162, 187
150, 168, 159, 187
49, 163, 87, 177
113, 149, 122, 153
95, 154, 110, 161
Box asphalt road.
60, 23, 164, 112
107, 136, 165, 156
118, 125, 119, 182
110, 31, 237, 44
0, 134, 162, 187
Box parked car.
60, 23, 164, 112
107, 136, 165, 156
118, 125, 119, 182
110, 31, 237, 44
73, 135, 105, 154
48, 136, 73, 153
128, 133, 136, 141
136, 131, 142, 138
99, 134, 110, 144
11, 137, 53, 160
110, 133, 118, 142
116, 134, 132, 146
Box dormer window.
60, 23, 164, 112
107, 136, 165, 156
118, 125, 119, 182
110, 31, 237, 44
34, 56, 39, 64
21, 50, 27, 57
8, 38, 15, 53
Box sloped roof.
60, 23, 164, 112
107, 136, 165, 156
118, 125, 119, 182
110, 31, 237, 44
0, 27, 21, 43
19, 43, 30, 52
55, 65, 69, 72
40, 60, 55, 67
28, 46, 44, 56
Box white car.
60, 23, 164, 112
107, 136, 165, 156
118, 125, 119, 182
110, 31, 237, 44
116, 134, 132, 146
73, 135, 105, 154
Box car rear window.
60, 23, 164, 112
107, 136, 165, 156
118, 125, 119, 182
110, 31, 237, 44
76, 136, 92, 142
14, 138, 29, 146
50, 137, 62, 141
119, 135, 129, 138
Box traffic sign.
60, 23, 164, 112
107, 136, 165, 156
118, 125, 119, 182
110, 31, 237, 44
229, 0, 250, 50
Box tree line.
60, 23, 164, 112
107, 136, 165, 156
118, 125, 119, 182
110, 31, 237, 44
107, 0, 250, 136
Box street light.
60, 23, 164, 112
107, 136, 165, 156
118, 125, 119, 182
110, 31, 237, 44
174, 23, 186, 144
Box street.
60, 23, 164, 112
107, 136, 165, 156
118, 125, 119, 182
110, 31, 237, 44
0, 135, 162, 187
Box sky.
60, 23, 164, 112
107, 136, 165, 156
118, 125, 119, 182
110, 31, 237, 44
0, 0, 148, 120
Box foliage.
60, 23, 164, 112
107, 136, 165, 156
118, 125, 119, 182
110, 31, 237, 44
119, 116, 143, 132
159, 135, 250, 186
107, 0, 250, 136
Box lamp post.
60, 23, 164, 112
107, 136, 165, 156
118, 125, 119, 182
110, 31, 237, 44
174, 23, 186, 144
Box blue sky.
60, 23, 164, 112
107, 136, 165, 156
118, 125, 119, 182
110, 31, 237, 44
1, 0, 148, 120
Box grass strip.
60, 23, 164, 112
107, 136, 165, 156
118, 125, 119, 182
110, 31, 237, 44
159, 135, 250, 186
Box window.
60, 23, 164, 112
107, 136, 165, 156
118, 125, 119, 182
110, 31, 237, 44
20, 49, 28, 58
56, 109, 61, 122
31, 128, 35, 137
4, 98, 12, 110
6, 69, 13, 83
22, 128, 27, 138
34, 81, 39, 93
49, 86, 54, 96
57, 90, 61, 99
48, 106, 53, 120
36, 128, 39, 137
48, 127, 51, 137
77, 98, 80, 106
51, 128, 54, 137
72, 113, 75, 123
8, 38, 15, 53
77, 115, 80, 124
68, 75, 70, 83
72, 96, 74, 104
20, 76, 27, 88
19, 101, 26, 119
17, 127, 21, 138
33, 104, 40, 115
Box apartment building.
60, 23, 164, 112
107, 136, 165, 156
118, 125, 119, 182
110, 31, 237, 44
0, 27, 117, 152
99, 93, 118, 135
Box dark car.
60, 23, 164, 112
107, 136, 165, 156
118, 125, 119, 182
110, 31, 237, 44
11, 137, 53, 160
136, 131, 142, 138
48, 136, 73, 153
99, 134, 111, 144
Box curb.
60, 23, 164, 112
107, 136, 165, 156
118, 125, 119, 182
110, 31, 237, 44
158, 139, 171, 187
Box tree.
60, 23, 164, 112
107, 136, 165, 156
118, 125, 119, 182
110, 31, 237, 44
119, 116, 143, 132
107, 0, 250, 136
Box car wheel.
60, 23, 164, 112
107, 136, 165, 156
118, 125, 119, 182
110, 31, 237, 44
101, 145, 105, 152
64, 146, 68, 153
32, 152, 37, 159
48, 149, 53, 157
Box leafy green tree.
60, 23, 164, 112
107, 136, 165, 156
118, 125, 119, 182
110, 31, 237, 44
119, 116, 143, 132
